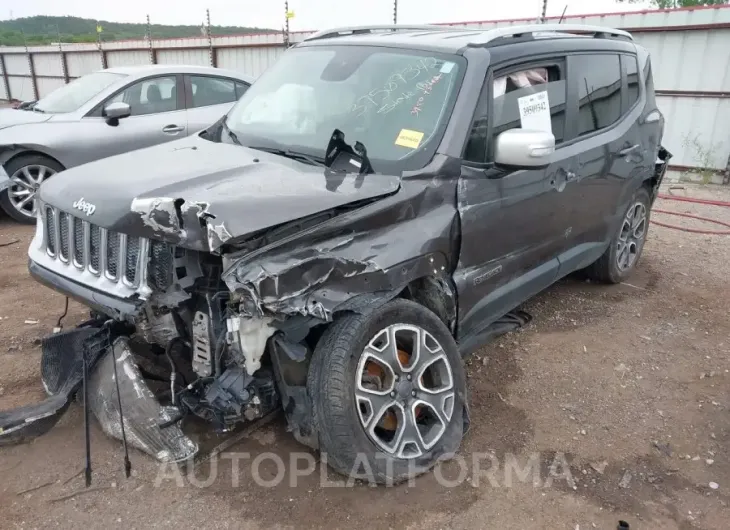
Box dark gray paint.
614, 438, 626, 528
39, 136, 401, 253
31, 32, 667, 355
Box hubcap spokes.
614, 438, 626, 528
355, 324, 455, 459
8, 164, 56, 218
616, 202, 647, 272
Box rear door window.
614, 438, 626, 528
571, 54, 622, 136
623, 55, 641, 111
189, 76, 238, 108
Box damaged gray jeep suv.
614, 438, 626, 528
10, 24, 670, 483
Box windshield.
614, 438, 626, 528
35, 71, 126, 114
224, 45, 464, 172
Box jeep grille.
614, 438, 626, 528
44, 206, 144, 286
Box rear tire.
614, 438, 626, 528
586, 186, 651, 284
308, 299, 466, 484
1, 154, 63, 224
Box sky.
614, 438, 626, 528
3, 0, 654, 30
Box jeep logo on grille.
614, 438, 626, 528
72, 198, 96, 216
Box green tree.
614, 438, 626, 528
0, 16, 274, 46
617, 0, 728, 7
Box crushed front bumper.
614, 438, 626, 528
0, 326, 197, 463
29, 259, 142, 319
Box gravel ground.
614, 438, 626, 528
0, 182, 728, 530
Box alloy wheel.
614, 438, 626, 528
355, 324, 455, 459
616, 201, 647, 272
8, 164, 57, 220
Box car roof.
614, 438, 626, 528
299, 24, 637, 55
103, 64, 255, 84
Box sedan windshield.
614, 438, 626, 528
34, 71, 126, 114
225, 45, 464, 172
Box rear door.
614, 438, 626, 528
455, 54, 573, 348
556, 50, 649, 275
72, 74, 186, 165
184, 75, 250, 133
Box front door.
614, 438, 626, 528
454, 55, 573, 350
71, 74, 188, 166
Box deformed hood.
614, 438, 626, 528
0, 108, 52, 130
39, 135, 401, 252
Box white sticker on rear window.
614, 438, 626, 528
440, 61, 455, 74
517, 91, 552, 133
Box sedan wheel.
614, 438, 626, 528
9, 165, 56, 219
1, 155, 63, 224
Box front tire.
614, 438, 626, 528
586, 186, 651, 284
308, 299, 467, 484
1, 154, 63, 224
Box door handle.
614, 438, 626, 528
162, 125, 185, 134
619, 144, 640, 157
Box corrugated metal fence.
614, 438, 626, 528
1, 5, 729, 180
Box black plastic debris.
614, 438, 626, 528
0, 327, 100, 446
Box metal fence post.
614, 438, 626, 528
56, 25, 69, 84
60, 51, 70, 84
393, 0, 398, 24
97, 26, 108, 69
0, 54, 11, 100
206, 9, 216, 67
284, 1, 291, 48
146, 15, 157, 64
27, 52, 39, 100
20, 28, 39, 100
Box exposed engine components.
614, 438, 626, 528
225, 316, 277, 375
191, 310, 213, 376
178, 366, 278, 432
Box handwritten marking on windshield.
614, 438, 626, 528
411, 74, 444, 117
377, 90, 416, 115
352, 57, 439, 117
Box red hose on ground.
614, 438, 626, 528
652, 192, 730, 235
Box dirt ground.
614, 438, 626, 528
0, 183, 728, 530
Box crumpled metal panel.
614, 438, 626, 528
89, 337, 198, 463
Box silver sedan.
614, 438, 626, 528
0, 64, 254, 222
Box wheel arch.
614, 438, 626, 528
1, 146, 66, 172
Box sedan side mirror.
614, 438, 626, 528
103, 102, 131, 126
494, 129, 555, 169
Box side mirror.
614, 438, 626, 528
494, 129, 555, 168
103, 102, 131, 126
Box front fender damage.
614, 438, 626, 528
223, 235, 452, 324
